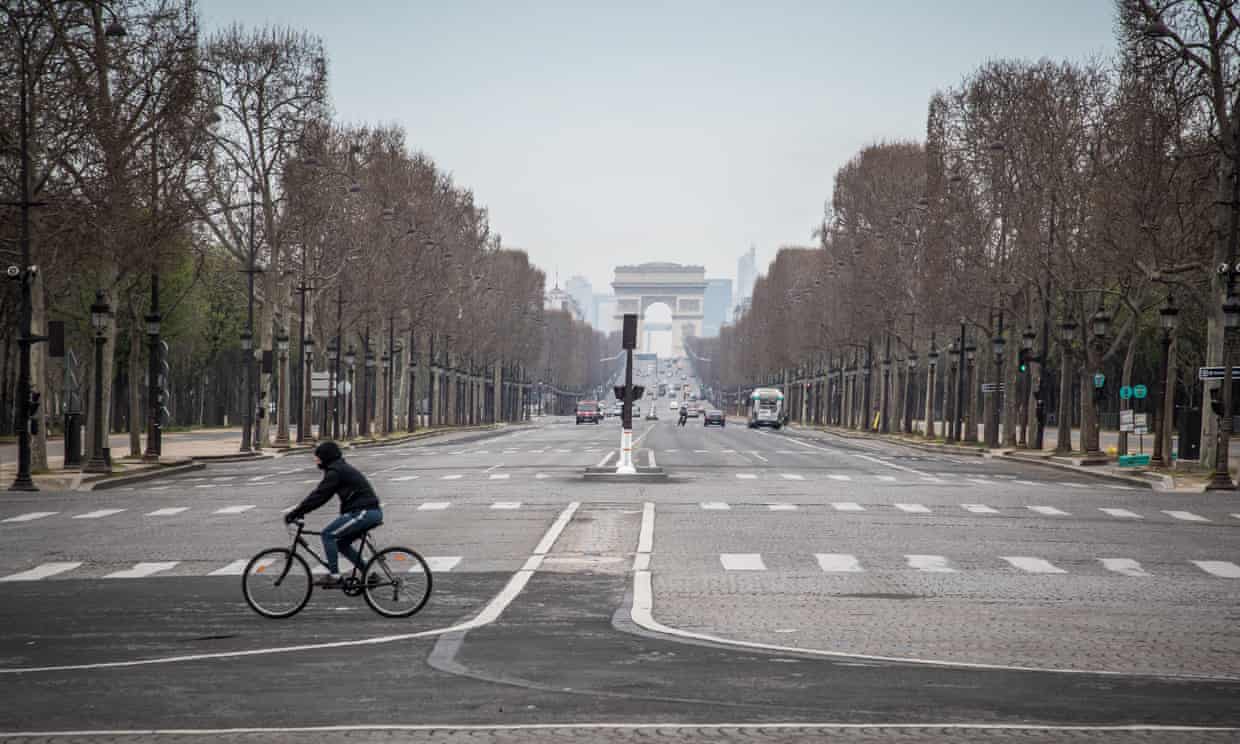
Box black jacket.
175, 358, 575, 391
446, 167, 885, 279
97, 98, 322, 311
289, 458, 380, 520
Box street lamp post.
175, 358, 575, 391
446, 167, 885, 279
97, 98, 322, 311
84, 291, 112, 473
387, 314, 396, 435
946, 342, 960, 442
1086, 306, 1111, 456
904, 352, 918, 434
963, 341, 978, 443
143, 285, 163, 462
926, 336, 939, 439
988, 325, 1005, 448
1153, 294, 1179, 466
1021, 326, 1037, 446
332, 285, 344, 439
327, 341, 338, 440
380, 351, 390, 435
1056, 317, 1078, 454
302, 337, 315, 441
239, 331, 253, 453
274, 331, 290, 446
862, 343, 873, 431
364, 346, 376, 436
1207, 295, 1240, 489
344, 345, 356, 439
240, 183, 262, 454
880, 348, 892, 434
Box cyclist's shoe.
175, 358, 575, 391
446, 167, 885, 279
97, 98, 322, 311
314, 574, 343, 589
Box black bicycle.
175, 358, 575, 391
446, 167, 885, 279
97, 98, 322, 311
242, 518, 432, 619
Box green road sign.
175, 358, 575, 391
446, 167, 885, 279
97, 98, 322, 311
1120, 386, 1132, 400
1093, 372, 1106, 389
1134, 384, 1148, 399
1118, 454, 1151, 467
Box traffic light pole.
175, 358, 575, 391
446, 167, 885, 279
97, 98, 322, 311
617, 346, 636, 474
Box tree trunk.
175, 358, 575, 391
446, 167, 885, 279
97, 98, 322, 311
1200, 156, 1232, 468
30, 271, 47, 471
128, 309, 143, 457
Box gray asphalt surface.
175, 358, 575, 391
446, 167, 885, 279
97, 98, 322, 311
0, 403, 1236, 743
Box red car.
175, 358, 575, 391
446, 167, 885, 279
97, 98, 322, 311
576, 401, 603, 424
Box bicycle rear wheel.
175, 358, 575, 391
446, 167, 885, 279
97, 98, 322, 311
242, 548, 312, 619
362, 547, 432, 618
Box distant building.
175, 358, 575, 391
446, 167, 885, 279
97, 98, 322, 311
733, 296, 751, 322
544, 284, 585, 321
593, 294, 617, 333
702, 278, 733, 337
736, 246, 757, 305
564, 275, 594, 326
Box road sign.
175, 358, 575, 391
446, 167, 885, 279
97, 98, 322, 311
310, 371, 331, 399
1118, 454, 1150, 467
1119, 386, 1132, 400
1133, 385, 1148, 400
1093, 372, 1106, 389
1134, 412, 1148, 430
981, 382, 1006, 393
1197, 366, 1240, 381
1119, 409, 1134, 432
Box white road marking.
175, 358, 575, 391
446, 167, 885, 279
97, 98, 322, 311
535, 473, 550, 479
415, 556, 462, 573
1100, 558, 1150, 577
390, 475, 419, 482
1028, 505, 1069, 516
767, 503, 798, 511
637, 502, 655, 553
720, 553, 766, 571
1104, 484, 1137, 490
853, 452, 930, 476
1002, 556, 1066, 574
488, 473, 510, 480
2, 511, 57, 523
1231, 513, 1240, 520
1192, 560, 1240, 578
146, 507, 188, 517
694, 449, 709, 454
815, 553, 863, 572
596, 451, 616, 468
1163, 510, 1210, 523
749, 451, 769, 462
632, 553, 650, 571
105, 562, 179, 579
967, 478, 991, 485
648, 450, 657, 468
875, 475, 897, 482
920, 476, 943, 483
1013, 480, 1043, 487
1, 562, 83, 582
735, 473, 757, 480
827, 474, 852, 481
214, 505, 255, 515
665, 449, 679, 453
441, 474, 463, 480
700, 501, 731, 510
73, 509, 125, 519
208, 559, 259, 576
484, 462, 504, 473
831, 502, 864, 511
962, 504, 998, 514
418, 502, 451, 511
907, 554, 955, 573
780, 473, 804, 480
1100, 508, 1142, 519
895, 503, 930, 513
1062, 482, 1089, 488
194, 484, 215, 489
490, 501, 521, 509
248, 475, 269, 482
301, 479, 319, 484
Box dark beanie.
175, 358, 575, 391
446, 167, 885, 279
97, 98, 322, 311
314, 441, 343, 465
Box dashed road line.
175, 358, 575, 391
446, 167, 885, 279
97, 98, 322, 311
104, 562, 179, 579
2, 511, 57, 523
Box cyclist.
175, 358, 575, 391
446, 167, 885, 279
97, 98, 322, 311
678, 405, 688, 427
284, 441, 383, 589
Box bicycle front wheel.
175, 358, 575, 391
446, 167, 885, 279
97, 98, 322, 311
362, 547, 432, 618
242, 548, 312, 619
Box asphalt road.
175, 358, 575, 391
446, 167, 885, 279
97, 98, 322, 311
0, 413, 1237, 743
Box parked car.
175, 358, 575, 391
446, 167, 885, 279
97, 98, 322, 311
703, 409, 725, 428
669, 400, 679, 410
576, 401, 603, 425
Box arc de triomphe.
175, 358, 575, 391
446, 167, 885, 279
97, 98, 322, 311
611, 263, 706, 357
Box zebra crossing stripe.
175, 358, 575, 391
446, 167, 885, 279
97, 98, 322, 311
907, 555, 955, 573
2, 511, 57, 523
1028, 506, 1069, 516
700, 502, 731, 510
735, 473, 757, 480
767, 503, 798, 511
875, 475, 897, 482
1192, 560, 1240, 578
213, 505, 255, 515
831, 502, 864, 511
1, 562, 82, 582
489, 473, 510, 480
1162, 510, 1210, 523
720, 553, 766, 571
1100, 558, 1149, 577
390, 475, 419, 482
1002, 556, 1066, 574
1100, 508, 1141, 519
962, 504, 998, 514
441, 474, 463, 480
104, 562, 179, 579
74, 509, 126, 519
895, 503, 930, 513
815, 553, 862, 572
146, 507, 189, 517
490, 501, 521, 510
418, 502, 451, 511
780, 473, 804, 480
208, 559, 254, 576
827, 474, 851, 481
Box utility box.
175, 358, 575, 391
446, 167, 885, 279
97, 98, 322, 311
1177, 405, 1201, 461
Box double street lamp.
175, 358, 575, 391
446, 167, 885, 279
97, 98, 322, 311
926, 338, 939, 439
987, 327, 1006, 448
1153, 295, 1179, 466
274, 331, 290, 445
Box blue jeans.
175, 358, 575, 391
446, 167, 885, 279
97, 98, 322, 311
321, 509, 383, 574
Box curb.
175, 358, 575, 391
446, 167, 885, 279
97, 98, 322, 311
346, 424, 508, 450
192, 452, 278, 463
1000, 452, 1169, 491
87, 461, 206, 491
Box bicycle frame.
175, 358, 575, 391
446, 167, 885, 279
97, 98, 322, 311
276, 521, 379, 584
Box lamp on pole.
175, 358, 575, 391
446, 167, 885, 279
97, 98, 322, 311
1086, 305, 1111, 455
1153, 294, 1179, 466
143, 293, 163, 462
988, 321, 1006, 448
1055, 316, 1078, 454
963, 340, 978, 443
274, 330, 290, 445
344, 345, 356, 438
1021, 325, 1038, 446
326, 340, 339, 439
380, 350, 391, 435
1207, 294, 1240, 489
364, 345, 376, 436
925, 335, 938, 439
83, 291, 112, 473
904, 352, 918, 434
880, 342, 892, 434
946, 342, 960, 442
240, 182, 262, 453
302, 337, 315, 441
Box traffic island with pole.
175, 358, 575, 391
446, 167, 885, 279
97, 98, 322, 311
585, 313, 665, 481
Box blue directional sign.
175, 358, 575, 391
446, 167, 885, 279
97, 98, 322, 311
1133, 384, 1148, 400
1093, 373, 1106, 389
1119, 386, 1132, 400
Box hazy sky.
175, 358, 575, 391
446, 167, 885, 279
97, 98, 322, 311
199, 1, 1118, 295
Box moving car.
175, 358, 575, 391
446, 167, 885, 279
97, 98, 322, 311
576, 401, 603, 425
703, 409, 725, 427
669, 400, 679, 411
685, 404, 701, 418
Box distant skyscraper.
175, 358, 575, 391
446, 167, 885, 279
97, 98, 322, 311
564, 275, 594, 326
736, 246, 757, 305
593, 294, 617, 333
702, 278, 733, 337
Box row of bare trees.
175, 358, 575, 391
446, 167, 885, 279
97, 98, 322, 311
712, 1, 1233, 466
0, 0, 607, 469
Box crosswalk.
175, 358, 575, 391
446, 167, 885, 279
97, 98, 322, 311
692, 501, 1228, 523
719, 471, 1136, 489
0, 555, 469, 582
712, 552, 1240, 579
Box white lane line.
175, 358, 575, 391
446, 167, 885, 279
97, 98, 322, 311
720, 553, 766, 571
780, 473, 804, 480
2, 511, 57, 523
194, 484, 215, 489
907, 555, 955, 573
853, 452, 931, 476
920, 476, 943, 483
0, 501, 582, 675
1100, 558, 1150, 577
633, 553, 650, 571
214, 505, 255, 515
104, 562, 179, 579
875, 475, 897, 482
390, 475, 419, 482
1100, 508, 1142, 519
208, 559, 257, 576
441, 474, 463, 480
962, 504, 998, 514
1002, 556, 1066, 574
1192, 560, 1240, 578
521, 555, 544, 571
248, 475, 270, 482
596, 451, 616, 468
146, 507, 188, 517
483, 462, 504, 473
694, 449, 709, 454
895, 503, 930, 513
735, 473, 757, 480
767, 503, 798, 511
664, 449, 679, 454
637, 502, 655, 553
489, 473, 511, 480
1013, 480, 1043, 487
831, 502, 864, 511
301, 479, 319, 484
0, 562, 83, 582
413, 556, 462, 573
1028, 505, 1069, 516
1231, 513, 1240, 520
535, 473, 550, 479
749, 451, 769, 463
490, 501, 521, 509
418, 502, 451, 511
700, 502, 731, 510
967, 478, 991, 485
1105, 484, 1137, 490
815, 553, 863, 572
827, 474, 852, 482
1163, 510, 1210, 523
1062, 482, 1089, 489
73, 509, 125, 520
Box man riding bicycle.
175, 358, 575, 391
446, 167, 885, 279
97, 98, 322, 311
284, 441, 383, 589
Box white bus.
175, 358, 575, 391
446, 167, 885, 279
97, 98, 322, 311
748, 387, 785, 429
